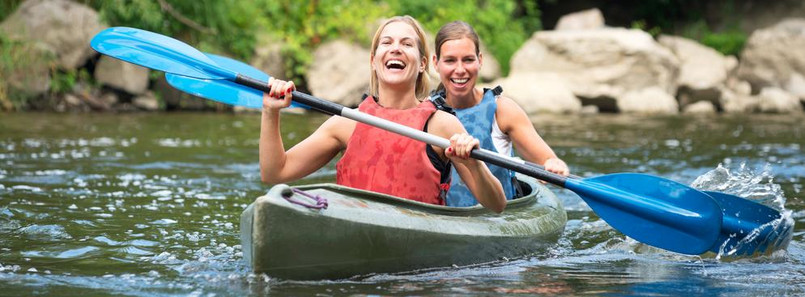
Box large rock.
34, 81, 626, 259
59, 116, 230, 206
786, 72, 805, 100
757, 87, 802, 113
617, 87, 679, 114
0, 0, 106, 70
94, 56, 150, 95
658, 35, 733, 106
737, 18, 805, 98
0, 40, 53, 97
154, 75, 209, 111
721, 88, 760, 113
510, 28, 679, 112
683, 101, 717, 114
487, 72, 581, 114
555, 8, 605, 31
477, 42, 502, 82
306, 40, 370, 107
251, 35, 288, 81
133, 91, 159, 111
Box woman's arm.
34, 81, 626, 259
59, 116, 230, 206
496, 96, 569, 176
429, 111, 506, 213
259, 79, 347, 184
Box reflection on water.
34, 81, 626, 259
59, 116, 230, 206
0, 112, 803, 296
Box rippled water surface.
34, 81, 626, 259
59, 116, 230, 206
1, 112, 803, 296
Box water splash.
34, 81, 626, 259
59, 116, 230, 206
692, 163, 785, 210
692, 163, 794, 258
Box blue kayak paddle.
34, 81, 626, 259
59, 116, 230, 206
522, 161, 791, 256
161, 48, 794, 257
167, 53, 787, 254
164, 53, 307, 110
89, 27, 773, 255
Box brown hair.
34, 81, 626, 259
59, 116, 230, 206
369, 16, 430, 99
434, 21, 481, 91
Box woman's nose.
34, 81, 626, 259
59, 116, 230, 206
455, 62, 465, 73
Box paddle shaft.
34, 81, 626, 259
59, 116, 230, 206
235, 74, 569, 187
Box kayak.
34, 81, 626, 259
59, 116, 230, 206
240, 174, 567, 280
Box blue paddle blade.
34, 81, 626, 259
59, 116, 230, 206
565, 173, 722, 255
90, 27, 234, 80
166, 54, 307, 109
706, 191, 793, 256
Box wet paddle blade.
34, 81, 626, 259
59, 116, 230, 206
90, 27, 233, 80
706, 191, 793, 256
166, 54, 308, 109
565, 173, 722, 255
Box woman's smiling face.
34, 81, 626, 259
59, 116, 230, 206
371, 21, 425, 89
435, 37, 481, 99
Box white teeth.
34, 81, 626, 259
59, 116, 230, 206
451, 78, 469, 84
385, 60, 406, 68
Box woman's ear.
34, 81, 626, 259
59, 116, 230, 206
478, 52, 483, 69
421, 56, 427, 73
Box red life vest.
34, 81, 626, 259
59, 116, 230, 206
337, 97, 446, 205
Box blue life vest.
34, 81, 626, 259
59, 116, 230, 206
432, 87, 517, 207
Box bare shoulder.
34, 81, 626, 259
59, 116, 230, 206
495, 95, 527, 116
427, 110, 466, 137
495, 95, 531, 131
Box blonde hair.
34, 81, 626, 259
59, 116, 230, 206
434, 21, 480, 91
369, 16, 430, 99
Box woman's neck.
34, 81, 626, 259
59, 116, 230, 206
446, 87, 483, 109
377, 84, 419, 109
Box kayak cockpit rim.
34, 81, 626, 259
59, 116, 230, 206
287, 174, 546, 215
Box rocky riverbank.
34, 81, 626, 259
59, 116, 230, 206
1, 1, 804, 114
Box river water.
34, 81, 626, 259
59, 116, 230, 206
0, 112, 803, 296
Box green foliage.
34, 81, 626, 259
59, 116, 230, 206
78, 0, 543, 85
386, 0, 541, 75
624, 0, 746, 56
700, 31, 746, 56
0, 0, 23, 21
0, 33, 18, 110
4, 0, 541, 88
631, 20, 662, 37
681, 20, 746, 56
247, 0, 389, 82
50, 69, 92, 94
91, 0, 258, 59
86, 0, 391, 85
1, 0, 755, 102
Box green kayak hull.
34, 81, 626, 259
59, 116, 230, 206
240, 174, 567, 280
